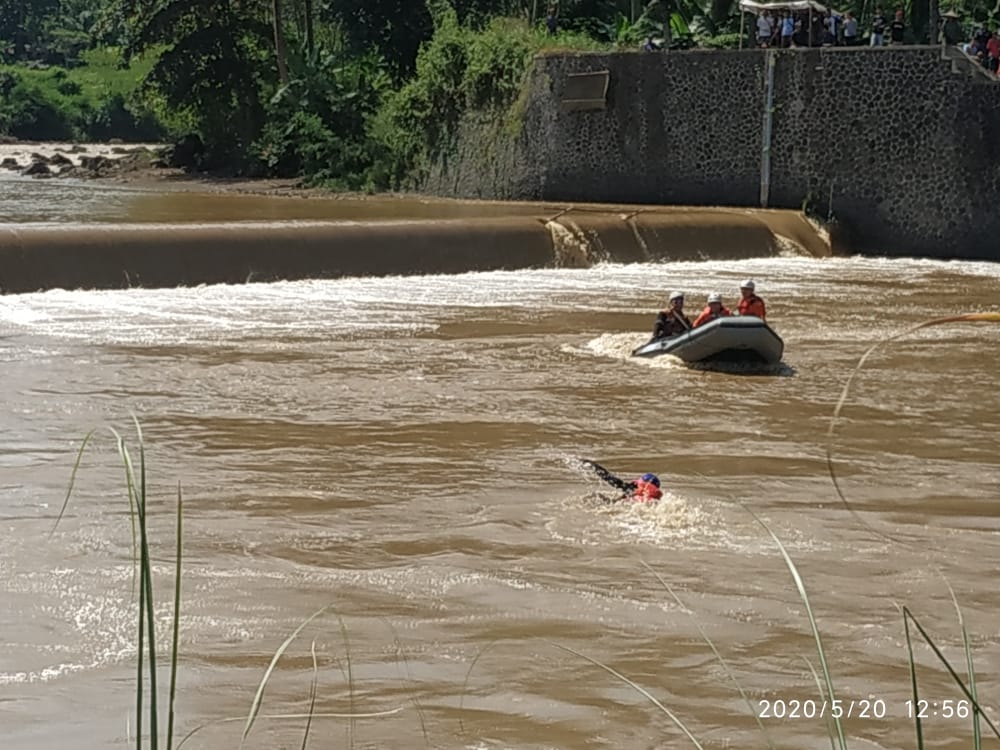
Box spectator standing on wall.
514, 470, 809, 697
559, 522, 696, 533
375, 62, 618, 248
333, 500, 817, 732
792, 14, 809, 46
843, 11, 859, 45
757, 10, 774, 47
781, 11, 795, 47
545, 5, 558, 34
986, 30, 1000, 73
889, 9, 906, 44
941, 11, 964, 45
973, 23, 992, 65
810, 12, 825, 45
973, 21, 991, 45
966, 36, 986, 64
822, 9, 841, 45
871, 7, 887, 45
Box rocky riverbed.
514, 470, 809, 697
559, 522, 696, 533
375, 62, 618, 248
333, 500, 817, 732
0, 140, 169, 178
0, 140, 330, 196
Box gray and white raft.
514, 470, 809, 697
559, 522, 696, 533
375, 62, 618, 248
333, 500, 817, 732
631, 315, 784, 365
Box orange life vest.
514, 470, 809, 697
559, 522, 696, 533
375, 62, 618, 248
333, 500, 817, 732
738, 295, 766, 319
692, 305, 732, 328
631, 479, 663, 502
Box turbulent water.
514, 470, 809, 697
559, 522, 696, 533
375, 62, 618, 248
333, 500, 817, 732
1, 174, 998, 750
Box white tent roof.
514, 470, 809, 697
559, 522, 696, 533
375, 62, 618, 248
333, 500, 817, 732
739, 0, 831, 12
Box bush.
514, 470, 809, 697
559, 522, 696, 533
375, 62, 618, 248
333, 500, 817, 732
697, 32, 744, 49
369, 9, 602, 189
0, 73, 77, 139
0, 47, 169, 141
253, 49, 391, 187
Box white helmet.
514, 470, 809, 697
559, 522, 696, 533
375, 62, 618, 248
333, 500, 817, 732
707, 292, 722, 304
668, 291, 684, 302
740, 279, 755, 290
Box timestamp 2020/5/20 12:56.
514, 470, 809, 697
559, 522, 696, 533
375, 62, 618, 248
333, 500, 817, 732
756, 698, 975, 720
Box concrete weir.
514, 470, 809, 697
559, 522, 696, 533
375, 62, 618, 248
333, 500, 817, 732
0, 207, 828, 294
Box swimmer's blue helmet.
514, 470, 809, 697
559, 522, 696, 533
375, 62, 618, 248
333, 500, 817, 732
640, 473, 660, 487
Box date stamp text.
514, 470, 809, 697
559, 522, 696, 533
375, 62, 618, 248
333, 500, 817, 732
756, 698, 973, 720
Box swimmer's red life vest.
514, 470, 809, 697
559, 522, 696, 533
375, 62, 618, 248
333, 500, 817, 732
631, 479, 663, 502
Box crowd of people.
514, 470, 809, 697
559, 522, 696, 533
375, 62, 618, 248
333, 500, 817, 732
958, 17, 1000, 74
753, 4, 997, 68
652, 280, 767, 340
754, 6, 911, 48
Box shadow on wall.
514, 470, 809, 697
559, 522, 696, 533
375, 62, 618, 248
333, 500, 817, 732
0, 208, 830, 293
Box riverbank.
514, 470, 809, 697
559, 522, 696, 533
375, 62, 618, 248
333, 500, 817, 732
0, 141, 325, 197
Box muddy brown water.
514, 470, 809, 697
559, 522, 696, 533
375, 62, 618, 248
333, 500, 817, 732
1, 174, 998, 750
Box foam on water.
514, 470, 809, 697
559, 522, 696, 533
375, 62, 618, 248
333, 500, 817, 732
2, 253, 998, 348
562, 332, 686, 370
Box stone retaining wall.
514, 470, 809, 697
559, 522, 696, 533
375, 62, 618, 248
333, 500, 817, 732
425, 46, 1000, 260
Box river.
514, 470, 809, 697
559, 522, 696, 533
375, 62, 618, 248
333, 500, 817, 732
1, 172, 998, 750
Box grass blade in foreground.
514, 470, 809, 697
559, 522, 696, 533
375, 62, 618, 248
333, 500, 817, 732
825, 312, 1000, 543
381, 618, 431, 747
300, 641, 319, 750
640, 560, 776, 750
900, 606, 1000, 741
458, 640, 500, 735
902, 608, 924, 750
58, 423, 166, 750
944, 580, 982, 749
167, 485, 183, 750
176, 709, 404, 749
242, 604, 336, 746
799, 656, 838, 750
338, 615, 355, 750
49, 428, 95, 538
545, 640, 706, 750
746, 508, 847, 750
111, 428, 157, 750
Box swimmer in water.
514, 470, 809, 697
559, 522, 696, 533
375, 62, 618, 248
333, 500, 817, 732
579, 459, 663, 502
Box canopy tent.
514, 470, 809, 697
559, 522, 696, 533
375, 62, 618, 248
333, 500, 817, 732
738, 0, 841, 48
738, 0, 832, 13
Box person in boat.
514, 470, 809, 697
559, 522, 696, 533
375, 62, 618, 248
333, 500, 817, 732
692, 292, 732, 328
653, 291, 692, 339
737, 279, 767, 320
580, 460, 663, 502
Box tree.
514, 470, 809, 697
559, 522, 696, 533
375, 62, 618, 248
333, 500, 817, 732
272, 0, 289, 82
122, 0, 271, 165
0, 0, 61, 58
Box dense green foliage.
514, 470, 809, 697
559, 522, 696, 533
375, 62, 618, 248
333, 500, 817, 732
2, 0, 998, 186
370, 6, 603, 189
121, 0, 272, 166
256, 48, 393, 187
0, 48, 161, 140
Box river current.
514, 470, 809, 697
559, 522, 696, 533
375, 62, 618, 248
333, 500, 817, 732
1, 172, 998, 750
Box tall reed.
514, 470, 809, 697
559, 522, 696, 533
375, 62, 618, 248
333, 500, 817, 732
58, 421, 404, 748
818, 311, 1000, 748
55, 418, 183, 750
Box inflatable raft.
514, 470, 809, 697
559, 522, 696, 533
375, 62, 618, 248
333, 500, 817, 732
631, 315, 784, 365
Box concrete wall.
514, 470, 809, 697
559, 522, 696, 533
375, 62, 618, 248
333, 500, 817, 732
425, 46, 1000, 260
